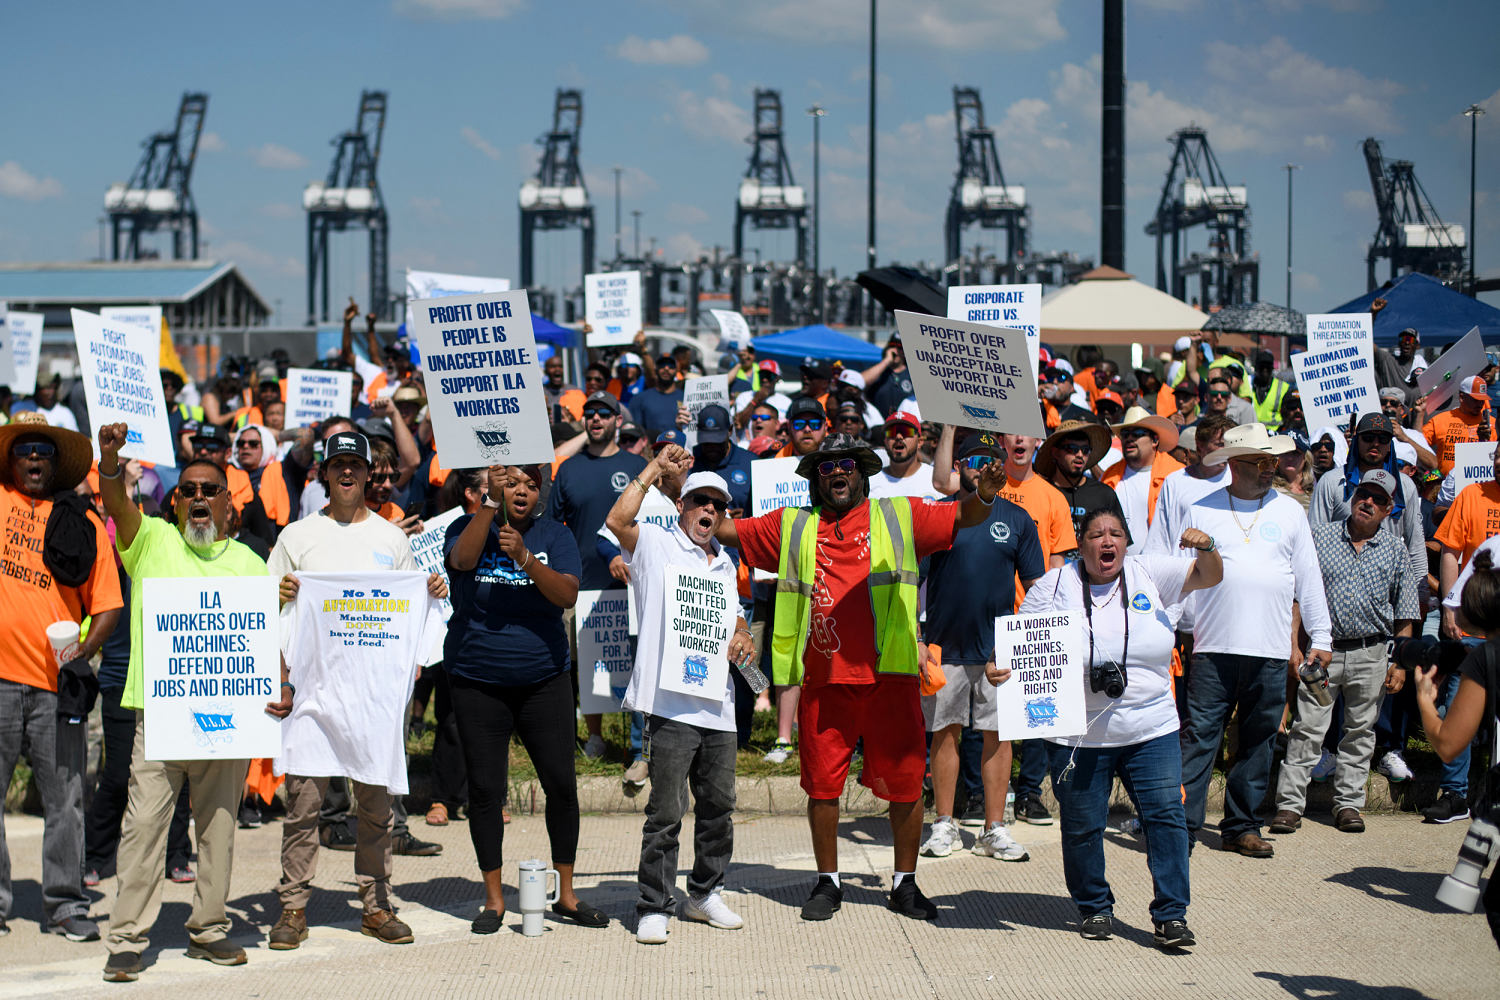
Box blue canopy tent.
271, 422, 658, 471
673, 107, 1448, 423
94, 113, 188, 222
750, 325, 883, 368
1328, 273, 1500, 349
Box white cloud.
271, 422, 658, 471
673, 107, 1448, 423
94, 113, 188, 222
258, 202, 298, 220
460, 126, 503, 162
250, 143, 308, 170
584, 165, 657, 200
392, 0, 524, 19
659, 0, 1065, 51
670, 88, 751, 144
198, 132, 227, 153
212, 239, 302, 279
615, 34, 709, 67
664, 232, 706, 260
1303, 134, 1334, 153
666, 202, 711, 226
1342, 189, 1374, 213
0, 161, 63, 201
1294, 271, 1323, 292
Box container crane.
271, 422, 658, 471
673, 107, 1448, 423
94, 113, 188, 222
944, 86, 1027, 281
304, 90, 390, 324
733, 90, 807, 310
519, 89, 595, 290
103, 92, 208, 261
1362, 137, 1466, 290
1144, 126, 1258, 306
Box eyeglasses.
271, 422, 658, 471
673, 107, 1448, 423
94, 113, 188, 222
1121, 428, 1154, 441
192, 440, 226, 453
10, 441, 56, 459
1056, 441, 1092, 455
176, 482, 226, 500
1232, 456, 1279, 471
368, 472, 395, 484
791, 418, 825, 431
582, 407, 615, 419
817, 458, 857, 476
1353, 488, 1393, 507
1206, 390, 1232, 399
961, 454, 996, 470
1358, 432, 1393, 444
686, 492, 729, 513
1225, 365, 1244, 378
236, 438, 262, 449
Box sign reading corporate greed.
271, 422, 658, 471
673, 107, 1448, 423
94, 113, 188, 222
895, 310, 1043, 438
408, 290, 552, 469
946, 283, 1042, 376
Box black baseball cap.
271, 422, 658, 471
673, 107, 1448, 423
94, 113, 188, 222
957, 432, 1003, 460
799, 358, 835, 381
322, 430, 372, 467
786, 396, 828, 423
696, 404, 731, 444
1355, 412, 1397, 438
583, 390, 622, 415
189, 424, 230, 447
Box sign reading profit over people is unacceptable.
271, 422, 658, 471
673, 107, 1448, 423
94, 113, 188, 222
895, 309, 1043, 438
408, 290, 552, 469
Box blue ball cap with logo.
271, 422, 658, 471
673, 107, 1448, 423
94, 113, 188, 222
696, 404, 731, 443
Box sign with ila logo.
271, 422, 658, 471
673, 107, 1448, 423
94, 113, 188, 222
992, 611, 1086, 741
658, 566, 731, 700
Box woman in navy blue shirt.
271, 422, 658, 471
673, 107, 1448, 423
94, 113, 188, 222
445, 463, 607, 934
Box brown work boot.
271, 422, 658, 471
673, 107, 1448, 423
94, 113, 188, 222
1218, 831, 1274, 858
1335, 808, 1366, 833
361, 909, 414, 944
1268, 810, 1302, 834
268, 908, 308, 950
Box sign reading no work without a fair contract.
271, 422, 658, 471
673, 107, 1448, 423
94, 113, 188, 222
992, 612, 1086, 742
72, 308, 176, 467
285, 367, 352, 428
141, 576, 282, 761
946, 284, 1042, 377
895, 310, 1044, 438
408, 290, 552, 469
585, 270, 642, 347
1291, 343, 1380, 428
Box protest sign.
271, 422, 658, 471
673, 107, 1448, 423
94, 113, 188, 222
946, 283, 1042, 376
598, 489, 678, 634
100, 305, 163, 338
1290, 343, 1380, 428
895, 310, 1043, 438
575, 589, 634, 714
1305, 313, 1373, 358
1450, 441, 1496, 496
657, 566, 731, 699
683, 374, 731, 420
410, 505, 465, 622
72, 308, 175, 466
407, 290, 551, 468
285, 367, 352, 428
748, 456, 808, 582
584, 271, 642, 347
405, 269, 511, 329
141, 575, 281, 761
992, 612, 1086, 742
0, 304, 10, 387
6, 310, 42, 393
710, 309, 751, 346
1418, 327, 1488, 415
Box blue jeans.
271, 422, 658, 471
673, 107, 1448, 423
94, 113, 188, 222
1012, 739, 1049, 801
1046, 733, 1190, 923
1437, 668, 1471, 796
1180, 652, 1285, 841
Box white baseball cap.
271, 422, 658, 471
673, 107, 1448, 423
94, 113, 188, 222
837, 369, 866, 389
1174, 335, 1193, 352
681, 471, 731, 502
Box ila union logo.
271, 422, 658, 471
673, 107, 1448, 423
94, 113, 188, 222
989, 521, 1012, 544
610, 471, 630, 492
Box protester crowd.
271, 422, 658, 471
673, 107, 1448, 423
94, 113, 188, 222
3, 292, 1500, 979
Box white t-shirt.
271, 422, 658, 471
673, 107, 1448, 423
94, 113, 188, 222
869, 461, 941, 500
1143, 465, 1229, 630
1019, 555, 1192, 747
1183, 488, 1333, 657
1445, 534, 1500, 610
37, 402, 79, 432
734, 390, 792, 421
1115, 462, 1152, 555
267, 508, 419, 579
621, 522, 738, 731
275, 570, 442, 792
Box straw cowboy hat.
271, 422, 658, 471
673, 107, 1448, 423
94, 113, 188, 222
1110, 405, 1180, 454
0, 411, 95, 493
1200, 422, 1297, 466
1034, 419, 1113, 479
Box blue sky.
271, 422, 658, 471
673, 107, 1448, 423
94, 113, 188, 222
4, 0, 1498, 323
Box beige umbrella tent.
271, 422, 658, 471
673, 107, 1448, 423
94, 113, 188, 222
1039, 266, 1243, 353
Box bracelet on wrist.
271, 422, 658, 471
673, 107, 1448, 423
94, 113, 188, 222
281, 681, 296, 696
98, 463, 124, 480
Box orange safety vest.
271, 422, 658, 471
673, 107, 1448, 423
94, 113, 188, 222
1100, 451, 1184, 528
227, 462, 291, 526
366, 370, 389, 403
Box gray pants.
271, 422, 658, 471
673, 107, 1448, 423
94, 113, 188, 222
637, 716, 736, 916
0, 679, 89, 926
1276, 643, 1387, 814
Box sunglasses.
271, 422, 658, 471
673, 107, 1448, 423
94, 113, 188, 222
618, 432, 642, 445
1311, 439, 1335, 450
817, 458, 857, 476
791, 418, 825, 431
1206, 390, 1232, 399
11, 441, 56, 458
1232, 456, 1279, 470
192, 440, 227, 453
368, 472, 395, 484
1353, 488, 1393, 507
885, 426, 917, 439
236, 438, 262, 449
750, 412, 778, 423
176, 482, 226, 500
961, 454, 996, 470
686, 492, 729, 513
1056, 441, 1092, 455
1358, 432, 1393, 444
1121, 428, 1154, 441
1224, 365, 1244, 378
582, 407, 615, 419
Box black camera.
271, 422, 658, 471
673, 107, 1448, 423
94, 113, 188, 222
1090, 659, 1127, 699
1391, 637, 1471, 677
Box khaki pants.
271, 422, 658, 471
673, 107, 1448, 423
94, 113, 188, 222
106, 718, 247, 954
277, 774, 392, 914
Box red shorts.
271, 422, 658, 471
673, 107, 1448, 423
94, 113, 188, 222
797, 678, 926, 802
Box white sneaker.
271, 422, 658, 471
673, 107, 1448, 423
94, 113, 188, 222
920, 817, 960, 858
1375, 750, 1414, 783
762, 739, 794, 764
972, 823, 1030, 862
623, 759, 649, 787
682, 890, 743, 930
636, 912, 669, 944
1311, 750, 1337, 782
583, 734, 607, 760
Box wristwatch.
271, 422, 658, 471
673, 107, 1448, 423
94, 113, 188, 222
481, 492, 502, 510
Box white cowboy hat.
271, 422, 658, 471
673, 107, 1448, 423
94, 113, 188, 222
1109, 405, 1180, 454
1201, 422, 1297, 466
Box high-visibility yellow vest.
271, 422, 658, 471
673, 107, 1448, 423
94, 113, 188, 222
1253, 379, 1290, 429
770, 497, 920, 686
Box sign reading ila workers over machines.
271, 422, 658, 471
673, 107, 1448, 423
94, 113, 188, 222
991, 612, 1086, 742
658, 566, 732, 699
141, 576, 282, 761
408, 289, 552, 469
894, 309, 1044, 438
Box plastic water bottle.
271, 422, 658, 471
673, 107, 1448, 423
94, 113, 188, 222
1004, 791, 1015, 825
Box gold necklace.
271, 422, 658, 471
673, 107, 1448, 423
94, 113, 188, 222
1227, 491, 1268, 543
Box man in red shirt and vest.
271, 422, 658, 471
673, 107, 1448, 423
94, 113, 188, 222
716, 433, 1005, 922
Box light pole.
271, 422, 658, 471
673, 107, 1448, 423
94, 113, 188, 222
1285, 163, 1300, 309
866, 0, 876, 324
613, 166, 623, 260
631, 209, 642, 260
808, 103, 826, 321
1465, 104, 1484, 295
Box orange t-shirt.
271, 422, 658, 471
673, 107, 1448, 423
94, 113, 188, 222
0, 486, 124, 691
996, 472, 1078, 608
369, 500, 406, 523
1422, 408, 1491, 475
1434, 480, 1500, 567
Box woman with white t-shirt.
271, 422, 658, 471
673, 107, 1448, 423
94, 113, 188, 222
1013, 508, 1222, 950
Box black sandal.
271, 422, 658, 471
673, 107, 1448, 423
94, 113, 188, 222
471, 908, 503, 934
551, 900, 609, 928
